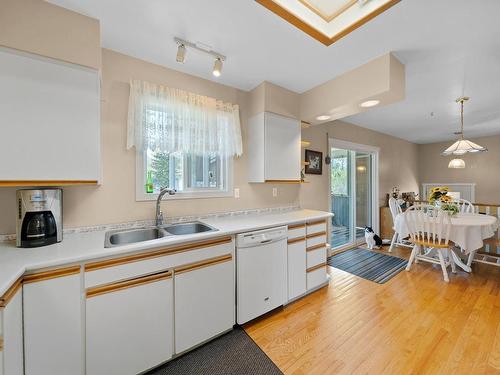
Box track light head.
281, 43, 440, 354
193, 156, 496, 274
212, 58, 223, 77
176, 44, 186, 63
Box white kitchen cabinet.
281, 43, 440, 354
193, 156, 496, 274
248, 112, 301, 183
174, 255, 234, 354
86, 271, 173, 375
287, 238, 307, 301
23, 267, 82, 375
0, 47, 100, 184
1, 285, 23, 375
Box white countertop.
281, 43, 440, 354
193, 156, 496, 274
0, 209, 331, 296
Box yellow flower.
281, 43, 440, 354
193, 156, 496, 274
440, 186, 449, 192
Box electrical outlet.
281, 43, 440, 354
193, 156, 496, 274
234, 188, 240, 198
272, 187, 278, 197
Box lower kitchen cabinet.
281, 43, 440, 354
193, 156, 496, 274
287, 238, 306, 301
1, 284, 23, 375
174, 255, 234, 354
86, 271, 173, 375
23, 266, 82, 375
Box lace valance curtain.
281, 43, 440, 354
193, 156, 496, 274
127, 80, 242, 157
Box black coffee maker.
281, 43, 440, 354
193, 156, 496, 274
16, 189, 63, 248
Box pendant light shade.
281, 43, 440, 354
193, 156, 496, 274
442, 97, 487, 155
448, 158, 466, 169
442, 139, 487, 155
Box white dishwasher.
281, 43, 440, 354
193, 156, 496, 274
236, 226, 287, 324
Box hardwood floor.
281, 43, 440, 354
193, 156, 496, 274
244, 246, 500, 375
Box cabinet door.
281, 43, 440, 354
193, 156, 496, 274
287, 239, 306, 301
86, 272, 173, 375
0, 48, 100, 181
2, 286, 23, 375
264, 112, 301, 181
174, 255, 234, 354
23, 267, 82, 375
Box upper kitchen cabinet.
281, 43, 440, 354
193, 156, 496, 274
248, 112, 301, 183
0, 0, 101, 186
0, 48, 100, 185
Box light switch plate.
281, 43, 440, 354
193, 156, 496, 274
234, 188, 240, 198
272, 188, 278, 197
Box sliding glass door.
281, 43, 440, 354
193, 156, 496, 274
330, 140, 378, 250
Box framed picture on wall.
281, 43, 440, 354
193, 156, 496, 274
305, 149, 323, 175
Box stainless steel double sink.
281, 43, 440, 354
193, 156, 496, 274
104, 221, 218, 248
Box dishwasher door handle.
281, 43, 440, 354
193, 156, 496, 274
239, 236, 286, 248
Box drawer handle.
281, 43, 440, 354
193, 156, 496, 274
307, 263, 327, 273
86, 271, 172, 298
306, 231, 327, 239
307, 243, 327, 252
174, 254, 232, 274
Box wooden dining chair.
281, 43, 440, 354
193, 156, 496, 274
404, 204, 456, 282
388, 197, 413, 252
454, 198, 474, 213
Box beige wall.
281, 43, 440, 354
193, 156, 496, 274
0, 49, 300, 234
299, 53, 405, 124
0, 0, 101, 69
247, 81, 300, 119
418, 135, 500, 203
299, 120, 420, 212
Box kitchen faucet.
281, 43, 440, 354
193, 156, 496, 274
155, 187, 176, 226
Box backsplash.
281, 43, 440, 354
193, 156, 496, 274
0, 205, 300, 242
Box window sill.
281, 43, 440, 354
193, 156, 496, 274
136, 190, 233, 202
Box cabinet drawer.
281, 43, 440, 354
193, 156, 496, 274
307, 264, 327, 290
307, 245, 327, 268
84, 237, 233, 288
306, 220, 327, 235
306, 233, 326, 248
287, 223, 306, 240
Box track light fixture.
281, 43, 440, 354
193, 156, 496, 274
212, 58, 223, 77
176, 44, 186, 63
174, 37, 226, 77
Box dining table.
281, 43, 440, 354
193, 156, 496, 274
394, 212, 499, 272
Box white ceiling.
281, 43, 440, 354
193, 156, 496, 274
48, 0, 500, 144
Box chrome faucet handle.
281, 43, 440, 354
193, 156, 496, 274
159, 187, 177, 195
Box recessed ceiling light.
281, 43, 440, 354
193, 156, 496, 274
316, 115, 331, 121
212, 58, 223, 77
360, 100, 380, 108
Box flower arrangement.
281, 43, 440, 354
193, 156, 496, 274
428, 186, 459, 215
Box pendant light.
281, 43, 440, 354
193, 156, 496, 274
442, 97, 487, 155
448, 158, 465, 169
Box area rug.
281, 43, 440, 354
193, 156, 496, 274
146, 326, 283, 375
327, 248, 407, 284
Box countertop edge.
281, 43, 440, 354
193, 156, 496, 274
0, 210, 332, 297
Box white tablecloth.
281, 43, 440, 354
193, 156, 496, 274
394, 213, 499, 254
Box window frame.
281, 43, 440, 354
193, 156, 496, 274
135, 150, 234, 201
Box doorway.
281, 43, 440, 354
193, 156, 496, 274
329, 139, 379, 250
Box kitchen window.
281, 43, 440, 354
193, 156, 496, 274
127, 80, 242, 200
